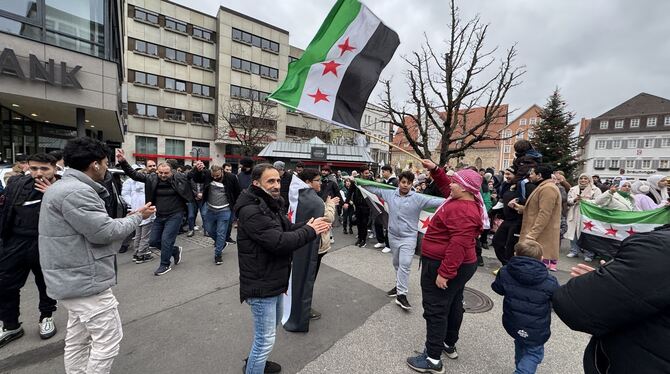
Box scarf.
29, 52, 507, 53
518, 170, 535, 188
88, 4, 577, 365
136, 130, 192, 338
446, 169, 489, 229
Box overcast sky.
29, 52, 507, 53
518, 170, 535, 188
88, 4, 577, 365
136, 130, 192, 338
173, 0, 670, 122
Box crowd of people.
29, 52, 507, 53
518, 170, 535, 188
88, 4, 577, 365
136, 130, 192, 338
0, 136, 668, 374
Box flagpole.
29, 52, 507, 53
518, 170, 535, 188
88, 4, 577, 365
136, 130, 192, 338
364, 131, 426, 163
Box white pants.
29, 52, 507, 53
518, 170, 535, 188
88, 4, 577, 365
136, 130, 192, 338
60, 288, 123, 374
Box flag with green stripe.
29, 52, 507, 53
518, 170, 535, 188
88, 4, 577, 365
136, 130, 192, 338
268, 0, 399, 131
577, 201, 670, 258
354, 178, 444, 234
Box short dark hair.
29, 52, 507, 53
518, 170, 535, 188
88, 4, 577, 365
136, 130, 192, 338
165, 159, 179, 170
241, 158, 254, 167
223, 162, 232, 168
358, 166, 369, 173
251, 163, 276, 181
299, 168, 320, 183
514, 139, 533, 154
48, 150, 63, 161
535, 164, 554, 180
592, 174, 600, 179
63, 137, 110, 171
28, 152, 57, 165
183, 165, 192, 171
295, 161, 305, 168
381, 165, 393, 172
398, 170, 414, 183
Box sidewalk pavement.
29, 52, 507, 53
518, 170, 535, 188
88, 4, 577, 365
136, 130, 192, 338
1, 228, 589, 373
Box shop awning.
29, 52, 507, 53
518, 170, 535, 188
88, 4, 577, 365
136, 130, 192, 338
258, 140, 374, 163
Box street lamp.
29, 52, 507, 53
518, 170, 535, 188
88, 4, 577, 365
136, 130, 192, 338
190, 147, 201, 164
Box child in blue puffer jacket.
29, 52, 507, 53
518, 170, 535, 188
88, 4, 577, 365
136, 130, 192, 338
492, 240, 559, 374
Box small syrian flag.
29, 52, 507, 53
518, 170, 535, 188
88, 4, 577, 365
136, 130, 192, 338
355, 178, 444, 234
268, 0, 399, 131
577, 201, 670, 258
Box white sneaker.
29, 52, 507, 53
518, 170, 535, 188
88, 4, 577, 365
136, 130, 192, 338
381, 247, 391, 253
566, 252, 578, 258
39, 317, 57, 339
374, 243, 385, 249
368, 233, 375, 239
329, 238, 335, 244
194, 226, 200, 231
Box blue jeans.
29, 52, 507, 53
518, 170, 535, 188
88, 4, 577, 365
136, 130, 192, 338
245, 295, 282, 374
150, 212, 182, 267
514, 340, 544, 374
226, 210, 236, 240
205, 208, 231, 256
187, 201, 207, 230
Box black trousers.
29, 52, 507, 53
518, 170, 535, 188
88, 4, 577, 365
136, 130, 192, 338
373, 213, 390, 247
0, 236, 57, 328
356, 208, 370, 242
314, 252, 326, 280
420, 256, 478, 359
492, 220, 521, 266
341, 206, 354, 230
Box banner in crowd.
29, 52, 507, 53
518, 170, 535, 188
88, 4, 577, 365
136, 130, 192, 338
267, 0, 399, 131
354, 178, 444, 234
577, 201, 670, 258
282, 175, 324, 332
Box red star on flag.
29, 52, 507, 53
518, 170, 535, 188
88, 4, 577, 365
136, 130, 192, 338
377, 196, 386, 207
626, 227, 637, 236
420, 216, 431, 229
287, 208, 294, 222
583, 221, 595, 231
308, 88, 330, 103
321, 60, 341, 77
605, 226, 618, 236
337, 37, 356, 56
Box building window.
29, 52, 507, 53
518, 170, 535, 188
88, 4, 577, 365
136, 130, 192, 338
192, 112, 212, 125
625, 159, 635, 169
665, 116, 670, 126
134, 71, 158, 87
231, 57, 278, 80
647, 117, 657, 127
595, 140, 606, 149
165, 139, 185, 156
642, 160, 652, 169
230, 85, 271, 102
594, 159, 605, 169
609, 159, 619, 169
643, 138, 654, 148
165, 48, 186, 63
661, 138, 670, 148
191, 141, 210, 157
529, 117, 537, 125
136, 136, 158, 154
134, 8, 158, 24
599, 120, 608, 129
612, 139, 621, 149
527, 130, 534, 139
502, 159, 510, 169
192, 83, 212, 97
286, 125, 327, 140
630, 118, 640, 128
135, 40, 158, 56
193, 55, 213, 70
503, 129, 512, 138
519, 118, 527, 126
289, 56, 299, 63
660, 160, 670, 169
614, 120, 624, 129
192, 26, 213, 41
135, 103, 157, 117
231, 28, 279, 53
165, 18, 187, 33
503, 144, 511, 154
165, 108, 185, 121
627, 139, 637, 149
516, 130, 524, 139
165, 78, 186, 92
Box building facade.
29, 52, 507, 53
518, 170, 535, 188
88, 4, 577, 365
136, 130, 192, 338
583, 93, 670, 180
0, 0, 125, 163
498, 104, 541, 170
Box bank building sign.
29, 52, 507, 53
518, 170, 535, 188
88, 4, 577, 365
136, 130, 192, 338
0, 48, 83, 89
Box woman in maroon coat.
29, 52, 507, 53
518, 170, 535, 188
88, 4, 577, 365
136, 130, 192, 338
407, 160, 485, 374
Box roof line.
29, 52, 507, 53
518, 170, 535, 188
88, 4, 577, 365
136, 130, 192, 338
218, 5, 289, 34
160, 0, 217, 20
507, 104, 541, 124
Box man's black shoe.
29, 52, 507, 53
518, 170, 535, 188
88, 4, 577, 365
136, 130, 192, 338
118, 245, 128, 253
215, 255, 223, 265
387, 287, 398, 298
0, 326, 24, 348
243, 358, 282, 373
310, 308, 322, 320
395, 294, 412, 310
226, 238, 236, 244
477, 255, 484, 267
134, 254, 154, 264
173, 246, 183, 265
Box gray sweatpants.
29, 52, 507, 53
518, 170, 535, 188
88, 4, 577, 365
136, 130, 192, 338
133, 223, 153, 256
389, 233, 417, 296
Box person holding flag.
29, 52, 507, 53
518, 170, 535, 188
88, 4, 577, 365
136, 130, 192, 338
361, 166, 443, 311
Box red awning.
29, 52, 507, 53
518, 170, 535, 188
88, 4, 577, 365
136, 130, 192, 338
132, 153, 212, 161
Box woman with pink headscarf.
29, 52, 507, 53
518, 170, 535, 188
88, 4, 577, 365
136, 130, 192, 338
406, 160, 484, 373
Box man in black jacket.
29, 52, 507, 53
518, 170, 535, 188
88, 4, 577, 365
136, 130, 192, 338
191, 162, 240, 265
373, 165, 398, 252
235, 164, 330, 374
552, 224, 670, 374
344, 166, 373, 247
116, 150, 195, 276
0, 153, 59, 347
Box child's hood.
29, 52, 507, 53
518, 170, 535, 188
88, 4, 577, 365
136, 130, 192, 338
506, 256, 549, 286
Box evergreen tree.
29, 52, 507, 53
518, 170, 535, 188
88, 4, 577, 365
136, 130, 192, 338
532, 88, 579, 178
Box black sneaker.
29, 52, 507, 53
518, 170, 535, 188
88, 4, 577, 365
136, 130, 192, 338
173, 246, 183, 265
226, 238, 236, 244
118, 245, 128, 253
309, 308, 322, 320
0, 326, 25, 348
387, 287, 398, 298
154, 265, 172, 276
359, 241, 367, 248
443, 344, 458, 359
481, 242, 489, 249
215, 255, 223, 265
243, 358, 282, 373
134, 254, 154, 264
132, 254, 140, 262
406, 351, 444, 374
395, 294, 412, 310
477, 255, 484, 267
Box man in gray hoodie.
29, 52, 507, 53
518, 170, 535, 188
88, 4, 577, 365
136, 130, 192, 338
39, 137, 155, 374
364, 168, 444, 310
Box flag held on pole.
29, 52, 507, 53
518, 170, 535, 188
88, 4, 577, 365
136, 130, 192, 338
268, 0, 400, 131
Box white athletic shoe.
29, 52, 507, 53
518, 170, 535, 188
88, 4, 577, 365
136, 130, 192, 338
39, 317, 56, 339
381, 247, 391, 253
374, 243, 385, 249
566, 252, 578, 258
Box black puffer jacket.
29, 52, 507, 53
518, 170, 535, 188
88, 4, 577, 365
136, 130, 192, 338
234, 185, 317, 303
119, 160, 194, 204
552, 225, 670, 374
191, 169, 240, 208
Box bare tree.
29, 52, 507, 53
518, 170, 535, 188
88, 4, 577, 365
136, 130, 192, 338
378, 0, 525, 166
218, 93, 278, 156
